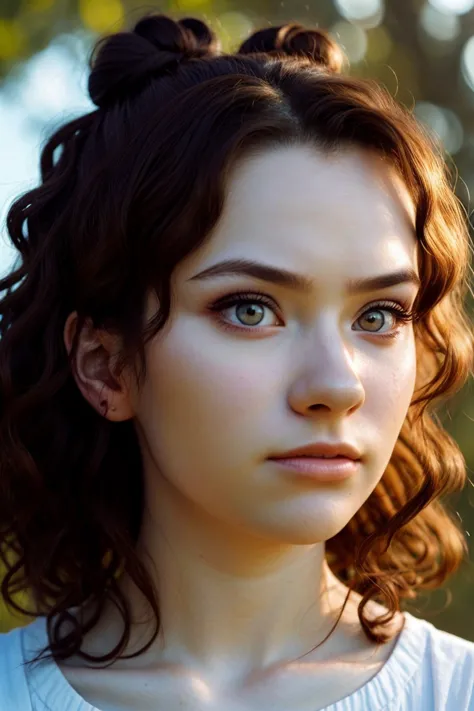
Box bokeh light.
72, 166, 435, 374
172, 0, 214, 9
415, 101, 464, 154
13, 38, 92, 120
461, 35, 474, 92
25, 0, 55, 10
428, 0, 474, 14
0, 20, 27, 61
78, 0, 124, 33
334, 0, 384, 27
365, 25, 392, 62
215, 12, 253, 52
420, 3, 460, 42
331, 20, 367, 63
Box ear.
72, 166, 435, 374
64, 312, 135, 421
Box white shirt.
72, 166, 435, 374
0, 610, 473, 710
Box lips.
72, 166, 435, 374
269, 441, 361, 461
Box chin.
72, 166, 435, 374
251, 515, 352, 546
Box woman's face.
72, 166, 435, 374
130, 145, 419, 544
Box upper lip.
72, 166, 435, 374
269, 442, 362, 460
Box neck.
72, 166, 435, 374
108, 468, 353, 679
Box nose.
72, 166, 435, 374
287, 321, 365, 418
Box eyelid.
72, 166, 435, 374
357, 297, 413, 317
207, 289, 281, 313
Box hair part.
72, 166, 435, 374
0, 12, 472, 669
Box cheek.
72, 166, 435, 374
136, 321, 280, 467
365, 336, 417, 445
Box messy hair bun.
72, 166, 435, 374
88, 14, 219, 108
89, 16, 344, 109
238, 22, 346, 73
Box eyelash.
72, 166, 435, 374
207, 290, 414, 340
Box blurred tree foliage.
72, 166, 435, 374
0, 0, 473, 639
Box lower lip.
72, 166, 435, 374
268, 456, 359, 481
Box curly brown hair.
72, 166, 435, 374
1, 12, 473, 668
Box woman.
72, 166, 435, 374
0, 11, 473, 711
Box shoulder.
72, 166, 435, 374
421, 614, 474, 666
0, 623, 33, 710
403, 613, 474, 708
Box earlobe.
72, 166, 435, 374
99, 396, 117, 419
63, 312, 134, 421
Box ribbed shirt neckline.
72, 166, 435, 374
21, 610, 429, 711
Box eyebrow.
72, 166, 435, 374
188, 258, 421, 295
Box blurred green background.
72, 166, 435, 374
0, 0, 473, 638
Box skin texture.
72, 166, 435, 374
64, 144, 419, 710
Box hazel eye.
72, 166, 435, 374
208, 291, 282, 330
207, 291, 413, 339
223, 300, 279, 327
354, 302, 414, 337
234, 302, 267, 326
357, 309, 392, 333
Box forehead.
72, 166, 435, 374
189, 144, 417, 279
